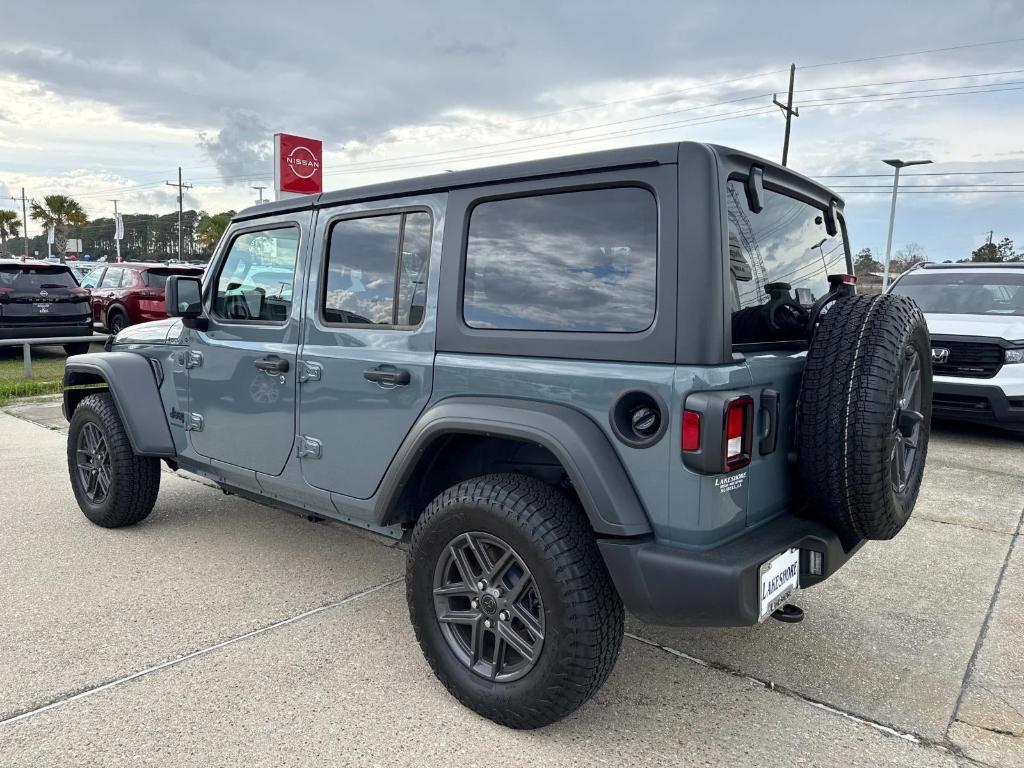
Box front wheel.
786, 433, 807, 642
407, 473, 624, 729
67, 392, 161, 527
64, 342, 91, 356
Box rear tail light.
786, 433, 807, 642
681, 410, 701, 452
724, 396, 754, 471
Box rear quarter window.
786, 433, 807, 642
462, 186, 657, 332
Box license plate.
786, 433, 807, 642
36, 303, 50, 314
758, 547, 800, 621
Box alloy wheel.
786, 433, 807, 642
891, 348, 924, 494
76, 422, 112, 503
432, 531, 545, 682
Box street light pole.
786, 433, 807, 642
881, 158, 932, 291
812, 237, 828, 273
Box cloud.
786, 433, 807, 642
197, 110, 273, 182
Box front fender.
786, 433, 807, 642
63, 352, 175, 457
374, 396, 653, 537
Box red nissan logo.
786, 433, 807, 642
287, 146, 319, 179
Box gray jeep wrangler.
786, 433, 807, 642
63, 142, 932, 728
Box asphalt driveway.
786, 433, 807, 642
1, 398, 1021, 767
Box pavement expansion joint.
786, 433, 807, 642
0, 577, 402, 728
623, 631, 997, 765
947, 503, 1024, 740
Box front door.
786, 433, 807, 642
297, 196, 443, 500
187, 212, 311, 475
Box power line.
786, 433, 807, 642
801, 36, 1024, 70
820, 169, 1024, 178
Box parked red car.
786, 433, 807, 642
80, 263, 205, 333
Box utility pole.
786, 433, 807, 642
166, 167, 192, 260
109, 199, 121, 261
8, 188, 29, 258
251, 185, 267, 204
773, 64, 800, 167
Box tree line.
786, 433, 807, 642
0, 194, 235, 262
854, 234, 1024, 277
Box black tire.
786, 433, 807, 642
407, 473, 623, 729
67, 392, 160, 528
107, 309, 128, 334
797, 294, 932, 541
63, 342, 91, 356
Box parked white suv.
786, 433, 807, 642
889, 263, 1024, 434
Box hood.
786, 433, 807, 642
112, 317, 187, 346
924, 313, 1024, 343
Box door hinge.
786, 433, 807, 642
296, 435, 322, 459
298, 360, 323, 383
185, 412, 204, 432
185, 350, 204, 369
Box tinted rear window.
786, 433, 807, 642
144, 268, 203, 290
463, 187, 658, 332
0, 265, 79, 291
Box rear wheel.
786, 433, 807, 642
107, 310, 128, 335
67, 393, 160, 528
407, 473, 623, 729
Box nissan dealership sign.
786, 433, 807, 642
274, 133, 323, 198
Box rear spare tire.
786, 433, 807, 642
797, 294, 931, 541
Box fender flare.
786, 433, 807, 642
63, 352, 176, 457
374, 396, 653, 537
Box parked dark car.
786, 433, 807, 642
0, 259, 93, 354
79, 263, 205, 333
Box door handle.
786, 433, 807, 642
254, 356, 289, 373
363, 365, 411, 386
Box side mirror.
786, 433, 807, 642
166, 275, 206, 329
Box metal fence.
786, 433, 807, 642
0, 335, 108, 378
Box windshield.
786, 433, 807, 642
727, 181, 849, 311
0, 265, 79, 291
890, 271, 1024, 316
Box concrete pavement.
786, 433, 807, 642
0, 400, 1021, 766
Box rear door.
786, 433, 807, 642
725, 176, 851, 526
186, 213, 311, 475
297, 194, 444, 499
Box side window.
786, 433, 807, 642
322, 211, 431, 326
212, 227, 300, 323
99, 268, 123, 289
463, 187, 657, 332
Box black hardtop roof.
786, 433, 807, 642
233, 141, 842, 221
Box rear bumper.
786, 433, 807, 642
599, 516, 863, 627
932, 381, 1024, 428
0, 322, 93, 340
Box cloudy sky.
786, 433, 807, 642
1, 1, 1023, 262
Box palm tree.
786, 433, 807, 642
196, 210, 235, 253
0, 210, 21, 257
30, 194, 87, 263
